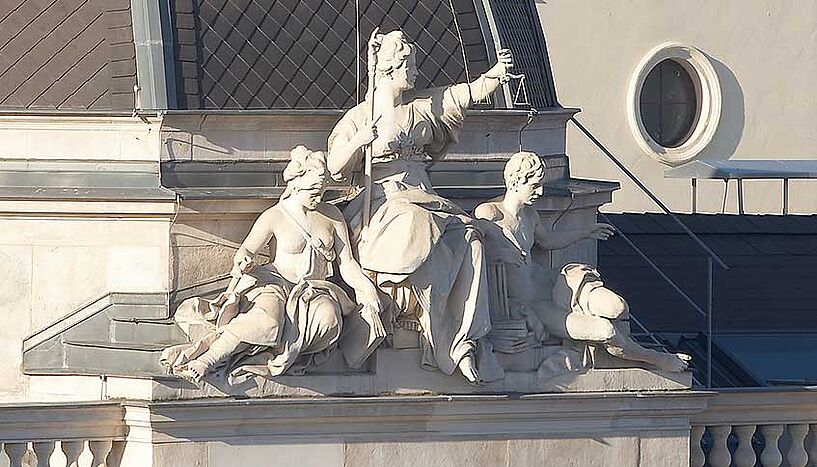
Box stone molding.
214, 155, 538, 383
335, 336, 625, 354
627, 42, 722, 166
0, 200, 176, 216
131, 392, 710, 444
160, 108, 579, 163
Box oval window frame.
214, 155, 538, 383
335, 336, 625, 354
627, 43, 722, 166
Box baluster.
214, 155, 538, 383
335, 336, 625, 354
787, 424, 809, 467
106, 440, 126, 467
709, 425, 733, 467
806, 424, 817, 466
33, 441, 56, 467
733, 425, 757, 467
62, 440, 85, 467
690, 425, 705, 467
760, 424, 784, 467
89, 440, 113, 467
3, 443, 29, 467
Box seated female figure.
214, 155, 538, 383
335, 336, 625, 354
327, 30, 514, 384
162, 147, 383, 383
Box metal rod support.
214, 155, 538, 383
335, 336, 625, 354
783, 179, 789, 215
600, 214, 707, 318
737, 179, 744, 214
691, 178, 697, 214
571, 117, 729, 271
707, 257, 714, 389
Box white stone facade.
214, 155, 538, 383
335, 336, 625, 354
541, 0, 817, 214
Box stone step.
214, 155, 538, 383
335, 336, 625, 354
57, 313, 185, 347
109, 318, 188, 346
61, 340, 167, 376
105, 303, 170, 320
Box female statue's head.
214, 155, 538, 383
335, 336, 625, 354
504, 151, 545, 205
282, 145, 330, 209
374, 30, 418, 92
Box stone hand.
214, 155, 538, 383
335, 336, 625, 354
353, 113, 382, 148
354, 122, 378, 148
526, 312, 548, 342
360, 300, 386, 337
231, 254, 255, 277
586, 223, 616, 241
485, 49, 514, 82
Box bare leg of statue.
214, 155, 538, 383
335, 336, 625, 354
584, 288, 690, 372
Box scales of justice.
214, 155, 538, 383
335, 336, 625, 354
155, 28, 689, 397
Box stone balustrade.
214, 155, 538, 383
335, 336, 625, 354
4, 388, 817, 466
0, 402, 125, 467
1, 440, 124, 467
691, 389, 817, 467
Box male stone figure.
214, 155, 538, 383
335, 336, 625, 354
475, 151, 691, 373
162, 146, 385, 384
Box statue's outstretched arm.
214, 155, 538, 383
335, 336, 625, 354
467, 49, 514, 103
534, 218, 616, 252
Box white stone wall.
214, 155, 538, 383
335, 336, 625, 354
0, 216, 172, 399
0, 116, 173, 401
142, 435, 689, 467
540, 0, 817, 214
0, 116, 162, 162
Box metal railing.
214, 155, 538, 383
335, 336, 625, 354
570, 117, 730, 388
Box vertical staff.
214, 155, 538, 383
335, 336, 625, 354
362, 28, 381, 230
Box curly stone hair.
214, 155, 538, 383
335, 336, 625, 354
503, 151, 545, 190
374, 30, 415, 77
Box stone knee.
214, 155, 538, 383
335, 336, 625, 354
564, 313, 616, 342
302, 295, 342, 354
585, 287, 628, 320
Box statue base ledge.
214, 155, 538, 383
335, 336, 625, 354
26, 349, 691, 402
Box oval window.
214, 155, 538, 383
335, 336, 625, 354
639, 59, 698, 148
627, 43, 721, 165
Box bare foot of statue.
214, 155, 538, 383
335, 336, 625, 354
458, 353, 483, 386
651, 352, 691, 373
177, 360, 207, 385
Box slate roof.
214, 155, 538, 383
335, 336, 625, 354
598, 213, 817, 334
0, 0, 137, 109
170, 0, 558, 109
0, 0, 558, 111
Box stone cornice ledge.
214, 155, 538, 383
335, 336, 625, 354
127, 392, 711, 444
692, 388, 817, 426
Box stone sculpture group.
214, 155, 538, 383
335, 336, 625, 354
161, 29, 689, 387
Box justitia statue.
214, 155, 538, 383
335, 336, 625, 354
327, 30, 514, 384
476, 151, 691, 373
162, 147, 385, 384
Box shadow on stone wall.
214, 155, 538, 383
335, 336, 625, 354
698, 55, 745, 161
